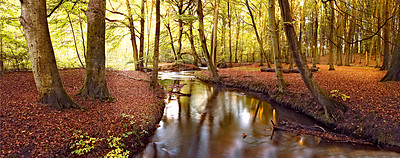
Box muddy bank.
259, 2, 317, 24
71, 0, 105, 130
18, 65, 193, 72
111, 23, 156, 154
158, 63, 200, 71
195, 65, 400, 152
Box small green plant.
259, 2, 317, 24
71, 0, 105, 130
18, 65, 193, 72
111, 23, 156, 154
70, 130, 103, 155
105, 135, 130, 158
329, 90, 350, 101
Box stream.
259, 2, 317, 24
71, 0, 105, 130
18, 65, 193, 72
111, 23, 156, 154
136, 71, 400, 158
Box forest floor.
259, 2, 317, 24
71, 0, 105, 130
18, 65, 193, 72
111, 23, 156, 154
195, 62, 400, 151
0, 69, 165, 157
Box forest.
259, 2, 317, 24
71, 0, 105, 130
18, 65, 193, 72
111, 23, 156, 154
1, 0, 400, 157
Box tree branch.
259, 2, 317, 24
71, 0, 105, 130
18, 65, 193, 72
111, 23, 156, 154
47, 0, 67, 17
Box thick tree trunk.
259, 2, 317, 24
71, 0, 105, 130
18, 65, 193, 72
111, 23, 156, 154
278, 0, 347, 117
79, 0, 111, 101
268, 0, 286, 93
381, 0, 390, 70
380, 13, 400, 81
197, 0, 219, 82
20, 0, 79, 109
151, 0, 160, 87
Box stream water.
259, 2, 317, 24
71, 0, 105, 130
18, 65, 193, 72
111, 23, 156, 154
136, 71, 400, 158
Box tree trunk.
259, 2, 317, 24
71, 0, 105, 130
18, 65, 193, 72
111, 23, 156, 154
268, 0, 286, 93
328, 1, 335, 70
188, 20, 199, 66
79, 0, 111, 101
245, 0, 269, 67
139, 0, 145, 71
197, 0, 219, 82
165, 22, 178, 60
65, 7, 85, 68
211, 0, 220, 67
380, 10, 400, 81
228, 0, 232, 67
126, 0, 140, 71
312, 1, 318, 69
20, 0, 79, 109
0, 35, 3, 73
278, 0, 347, 118
381, 0, 390, 70
151, 0, 160, 87
235, 13, 240, 63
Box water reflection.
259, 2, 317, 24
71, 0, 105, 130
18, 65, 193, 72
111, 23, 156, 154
136, 71, 400, 158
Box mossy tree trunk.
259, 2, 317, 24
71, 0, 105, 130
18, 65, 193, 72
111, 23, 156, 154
278, 0, 347, 118
268, 0, 286, 93
20, 0, 80, 109
79, 0, 111, 101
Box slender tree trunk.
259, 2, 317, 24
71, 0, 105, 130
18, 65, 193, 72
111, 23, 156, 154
312, 1, 318, 69
20, 0, 79, 109
139, 0, 145, 71
268, 0, 286, 93
188, 20, 199, 66
235, 14, 240, 63
165, 22, 177, 60
211, 0, 220, 67
245, 0, 269, 67
79, 15, 86, 59
66, 7, 85, 68
146, 0, 154, 68
376, 0, 382, 68
328, 1, 335, 70
278, 0, 346, 118
79, 0, 111, 101
126, 0, 140, 71
0, 35, 3, 73
197, 0, 219, 82
151, 0, 160, 87
228, 0, 232, 67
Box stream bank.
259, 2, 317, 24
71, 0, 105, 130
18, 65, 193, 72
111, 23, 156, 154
195, 64, 400, 152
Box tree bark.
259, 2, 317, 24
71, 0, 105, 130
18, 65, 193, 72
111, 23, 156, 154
228, 0, 232, 67
188, 19, 199, 66
380, 11, 400, 81
381, 0, 390, 70
312, 1, 318, 69
79, 0, 111, 101
197, 0, 219, 82
0, 35, 3, 73
245, 0, 269, 67
278, 0, 347, 117
211, 0, 220, 67
268, 0, 286, 93
20, 0, 79, 109
151, 0, 160, 87
328, 1, 335, 70
126, 0, 140, 71
139, 0, 145, 71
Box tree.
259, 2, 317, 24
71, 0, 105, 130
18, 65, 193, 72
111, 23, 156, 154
210, 0, 221, 67
327, 0, 335, 70
20, 0, 80, 109
151, 0, 161, 87
380, 17, 400, 81
278, 0, 346, 117
268, 0, 286, 93
197, 0, 219, 82
79, 0, 112, 101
